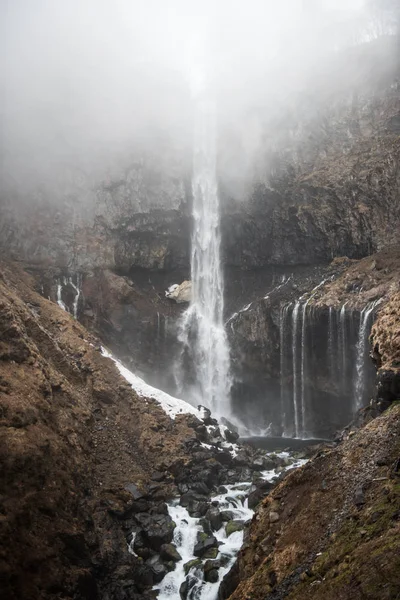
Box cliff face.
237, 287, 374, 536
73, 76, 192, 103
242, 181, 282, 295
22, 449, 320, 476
220, 37, 400, 267
1, 38, 399, 277
0, 262, 201, 600
225, 403, 400, 600
0, 149, 190, 273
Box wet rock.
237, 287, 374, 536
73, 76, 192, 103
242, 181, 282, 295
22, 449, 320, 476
206, 507, 223, 532
193, 534, 218, 558
205, 568, 219, 583
224, 429, 239, 444
133, 530, 155, 560
160, 543, 182, 562
248, 480, 275, 509
188, 481, 210, 496
187, 500, 209, 518
239, 467, 253, 482
146, 555, 168, 584
199, 517, 213, 536
220, 510, 235, 522
215, 451, 234, 467
251, 456, 265, 470
183, 558, 202, 575
225, 520, 245, 537
202, 547, 219, 559
180, 492, 208, 508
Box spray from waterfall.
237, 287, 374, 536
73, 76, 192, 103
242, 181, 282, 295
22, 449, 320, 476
177, 96, 231, 418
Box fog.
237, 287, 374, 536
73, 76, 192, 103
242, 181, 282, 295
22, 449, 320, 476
0, 0, 398, 197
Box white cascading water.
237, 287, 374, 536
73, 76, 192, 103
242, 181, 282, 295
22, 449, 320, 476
291, 301, 301, 437
178, 96, 231, 418
354, 299, 382, 410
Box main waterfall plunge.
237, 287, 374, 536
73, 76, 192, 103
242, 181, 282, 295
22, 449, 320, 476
177, 97, 232, 419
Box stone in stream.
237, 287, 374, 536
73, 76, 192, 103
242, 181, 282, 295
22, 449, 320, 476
251, 456, 265, 470
205, 568, 219, 583
248, 480, 275, 509
160, 543, 182, 562
202, 547, 219, 559
220, 510, 235, 522
224, 428, 239, 444
184, 558, 202, 575
225, 520, 245, 537
199, 517, 213, 536
180, 492, 208, 508
187, 499, 210, 518
193, 533, 219, 557
206, 506, 223, 531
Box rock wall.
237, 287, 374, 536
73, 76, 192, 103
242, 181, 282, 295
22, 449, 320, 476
220, 37, 400, 267
228, 247, 400, 438
224, 403, 400, 600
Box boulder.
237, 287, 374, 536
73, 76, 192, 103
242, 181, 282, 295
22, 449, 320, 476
146, 554, 168, 584
193, 534, 218, 558
187, 500, 209, 518
205, 507, 223, 532
205, 569, 219, 583
183, 558, 202, 575
225, 520, 245, 537
165, 280, 192, 303
160, 543, 182, 562
134, 513, 176, 550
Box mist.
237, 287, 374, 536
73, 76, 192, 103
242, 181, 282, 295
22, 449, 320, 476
1, 0, 398, 199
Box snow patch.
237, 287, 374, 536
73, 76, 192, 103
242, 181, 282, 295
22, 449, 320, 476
101, 347, 202, 420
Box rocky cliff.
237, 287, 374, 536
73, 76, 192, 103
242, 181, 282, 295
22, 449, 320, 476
0, 262, 214, 599
224, 402, 400, 600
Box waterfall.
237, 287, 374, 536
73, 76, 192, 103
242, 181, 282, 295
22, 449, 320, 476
300, 299, 311, 437
69, 275, 81, 319
56, 280, 67, 312
178, 97, 231, 418
280, 303, 292, 435
56, 275, 81, 318
354, 299, 381, 410
291, 301, 301, 437
339, 303, 348, 390
278, 294, 381, 439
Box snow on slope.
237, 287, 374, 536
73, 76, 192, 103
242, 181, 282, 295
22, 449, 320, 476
101, 347, 202, 420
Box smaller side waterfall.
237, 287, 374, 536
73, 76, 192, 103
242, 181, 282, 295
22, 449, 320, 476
279, 297, 381, 439
354, 299, 382, 410
69, 275, 81, 319
55, 275, 82, 318
57, 281, 67, 311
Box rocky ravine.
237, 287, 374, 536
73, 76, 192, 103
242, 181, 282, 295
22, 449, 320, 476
0, 260, 303, 600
